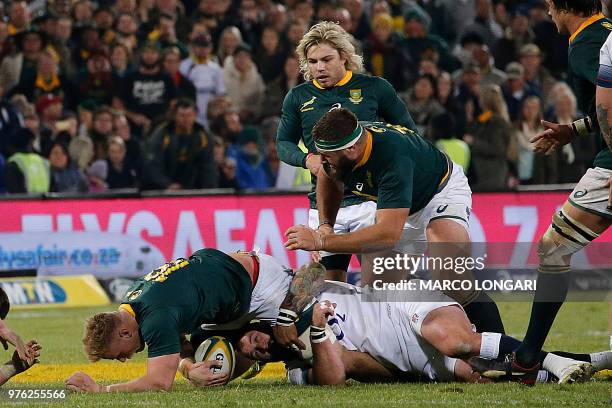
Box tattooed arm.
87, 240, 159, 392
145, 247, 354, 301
273, 263, 327, 349
596, 89, 612, 152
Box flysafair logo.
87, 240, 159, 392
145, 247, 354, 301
0, 280, 67, 305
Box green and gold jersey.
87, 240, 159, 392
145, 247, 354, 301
568, 13, 612, 169
120, 248, 252, 358
337, 121, 449, 213
276, 71, 417, 208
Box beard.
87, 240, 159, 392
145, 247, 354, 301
323, 155, 355, 180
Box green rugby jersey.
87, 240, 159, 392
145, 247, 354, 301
120, 248, 252, 358
334, 121, 449, 213
568, 13, 612, 169
276, 71, 417, 208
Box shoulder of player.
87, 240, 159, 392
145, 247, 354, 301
572, 19, 612, 47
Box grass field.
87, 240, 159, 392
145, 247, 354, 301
2, 301, 611, 407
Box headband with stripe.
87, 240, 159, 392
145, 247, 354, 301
314, 124, 363, 152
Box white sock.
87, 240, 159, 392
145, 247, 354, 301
609, 335, 612, 351
479, 332, 502, 359
589, 351, 612, 370
542, 354, 581, 378
536, 370, 550, 383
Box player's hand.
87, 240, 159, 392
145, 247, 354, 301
0, 324, 33, 364
530, 120, 574, 154
12, 340, 41, 373
285, 225, 326, 251
273, 323, 306, 350
305, 154, 322, 176
312, 300, 336, 327
188, 361, 229, 387
65, 371, 104, 393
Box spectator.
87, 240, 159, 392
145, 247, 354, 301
207, 95, 235, 128
256, 27, 288, 82
0, 21, 10, 62
0, 29, 45, 93
291, 1, 314, 27
514, 95, 543, 184
162, 47, 196, 102
3, 128, 50, 194
465, 84, 512, 191
48, 141, 88, 193
72, 1, 94, 29
223, 44, 265, 123
110, 43, 133, 82
440, 0, 476, 46
531, 0, 567, 78
72, 25, 101, 68
0, 153, 5, 194
113, 112, 141, 170
114, 41, 177, 137
261, 54, 302, 120
44, 15, 76, 79
402, 8, 460, 74
93, 7, 116, 46
179, 33, 225, 129
213, 136, 238, 189
236, 0, 264, 47
519, 43, 556, 105
492, 8, 534, 72
78, 51, 114, 107
452, 31, 485, 69
461, 0, 503, 49
400, 74, 444, 135
437, 71, 461, 119
429, 112, 471, 174
86, 159, 108, 192
106, 136, 138, 189
216, 26, 243, 66
0, 85, 25, 157
35, 94, 64, 145
341, 0, 371, 41
115, 13, 139, 52
502, 61, 539, 122
264, 3, 289, 34
472, 44, 507, 87
141, 98, 218, 190
151, 13, 189, 58
363, 12, 412, 92
230, 126, 273, 189
89, 106, 115, 161
454, 62, 482, 137
7, 1, 30, 36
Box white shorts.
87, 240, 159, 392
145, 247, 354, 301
395, 162, 472, 254
390, 292, 461, 382
567, 167, 612, 220
200, 253, 293, 331
308, 201, 377, 259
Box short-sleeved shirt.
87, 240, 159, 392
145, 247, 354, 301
568, 13, 612, 169
121, 248, 252, 358
276, 71, 417, 208
334, 122, 448, 213
121, 70, 177, 121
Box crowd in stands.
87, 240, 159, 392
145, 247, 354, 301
0, 0, 599, 195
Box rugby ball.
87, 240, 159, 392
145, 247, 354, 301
194, 336, 236, 380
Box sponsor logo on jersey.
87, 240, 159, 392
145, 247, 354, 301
603, 21, 612, 30
329, 102, 342, 111
300, 96, 317, 112
349, 89, 363, 104
574, 190, 587, 198
127, 289, 142, 301
436, 205, 448, 213
355, 182, 364, 191
411, 313, 419, 323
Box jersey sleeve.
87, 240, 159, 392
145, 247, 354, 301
374, 77, 418, 132
597, 32, 612, 87
377, 159, 414, 209
140, 309, 181, 358
276, 90, 308, 168
572, 39, 603, 85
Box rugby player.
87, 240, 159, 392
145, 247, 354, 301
479, 0, 612, 379
282, 108, 505, 338
229, 273, 609, 385
0, 287, 41, 386
276, 21, 416, 283
65, 248, 293, 393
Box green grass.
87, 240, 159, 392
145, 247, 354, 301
2, 301, 611, 407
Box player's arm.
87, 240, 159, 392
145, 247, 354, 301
276, 91, 309, 168
595, 64, 612, 210
316, 165, 344, 231
376, 77, 417, 132
66, 354, 180, 393
0, 340, 41, 386
310, 300, 346, 385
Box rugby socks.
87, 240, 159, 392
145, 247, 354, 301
515, 273, 570, 367
588, 351, 612, 370
463, 292, 506, 334
479, 332, 501, 359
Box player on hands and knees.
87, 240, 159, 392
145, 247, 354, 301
65, 248, 294, 393
280, 108, 505, 346
276, 21, 417, 283
477, 0, 612, 381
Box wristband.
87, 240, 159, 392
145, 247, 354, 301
310, 325, 329, 344
318, 220, 333, 229
571, 117, 593, 138
0, 363, 16, 379
276, 308, 298, 327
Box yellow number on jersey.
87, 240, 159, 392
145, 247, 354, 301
144, 258, 189, 282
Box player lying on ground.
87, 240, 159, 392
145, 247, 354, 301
0, 287, 41, 386
239, 277, 610, 385
65, 248, 294, 393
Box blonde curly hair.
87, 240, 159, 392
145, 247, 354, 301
82, 312, 120, 362
296, 21, 364, 81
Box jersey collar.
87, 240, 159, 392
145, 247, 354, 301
353, 130, 373, 170
313, 70, 353, 89
569, 12, 605, 44
119, 303, 136, 318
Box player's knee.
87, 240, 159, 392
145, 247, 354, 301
537, 211, 599, 274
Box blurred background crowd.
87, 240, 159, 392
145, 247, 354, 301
0, 0, 596, 194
